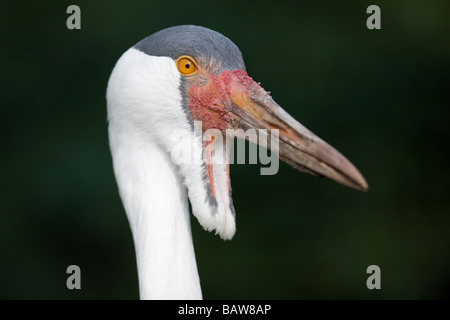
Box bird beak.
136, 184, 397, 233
223, 70, 368, 191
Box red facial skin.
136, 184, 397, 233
187, 69, 262, 131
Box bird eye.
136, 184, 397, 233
176, 56, 198, 75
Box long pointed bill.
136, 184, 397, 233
222, 70, 368, 191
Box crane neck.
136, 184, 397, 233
109, 127, 202, 299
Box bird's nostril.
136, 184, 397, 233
263, 119, 288, 135
264, 120, 284, 131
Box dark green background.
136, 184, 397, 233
1, 0, 449, 299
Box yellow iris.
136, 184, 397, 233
176, 56, 198, 75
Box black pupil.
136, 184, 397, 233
185, 63, 190, 69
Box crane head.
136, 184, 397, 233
107, 25, 368, 240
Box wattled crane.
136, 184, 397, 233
107, 25, 368, 299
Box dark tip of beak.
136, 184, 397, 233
222, 71, 369, 192
277, 132, 369, 192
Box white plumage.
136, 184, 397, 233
108, 49, 234, 299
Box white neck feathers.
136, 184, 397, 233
107, 48, 236, 299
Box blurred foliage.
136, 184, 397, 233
0, 0, 449, 299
